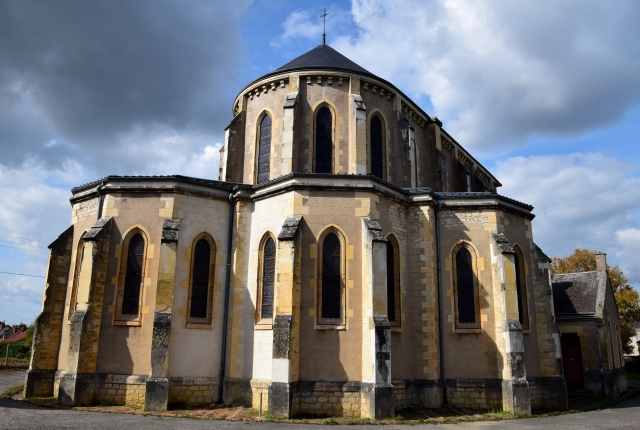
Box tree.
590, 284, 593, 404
551, 248, 640, 354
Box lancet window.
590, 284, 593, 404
315, 106, 333, 173
257, 114, 272, 183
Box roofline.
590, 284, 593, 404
69, 173, 533, 216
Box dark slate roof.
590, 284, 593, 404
552, 271, 599, 316
273, 44, 373, 76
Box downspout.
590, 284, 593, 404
595, 319, 605, 394
95, 181, 105, 221
435, 197, 447, 404
218, 188, 237, 404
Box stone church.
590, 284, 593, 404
25, 42, 569, 418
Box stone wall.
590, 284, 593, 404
168, 377, 219, 405
392, 379, 442, 410
93, 374, 146, 408
445, 379, 502, 409
292, 382, 362, 417
528, 377, 568, 409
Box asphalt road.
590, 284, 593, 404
1, 370, 639, 429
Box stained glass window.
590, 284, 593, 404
386, 240, 397, 322
315, 107, 333, 173
456, 247, 475, 324
257, 115, 272, 183
189, 238, 211, 319
122, 233, 144, 315
371, 116, 384, 179
514, 251, 527, 326
322, 233, 341, 319
260, 237, 276, 320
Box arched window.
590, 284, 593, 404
321, 232, 342, 320
455, 246, 476, 325
370, 116, 384, 179
386, 237, 400, 325
257, 114, 272, 183
189, 238, 212, 320
68, 239, 85, 320
122, 233, 145, 315
257, 236, 276, 323
315, 107, 333, 173
513, 246, 529, 329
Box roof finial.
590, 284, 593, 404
320, 7, 329, 44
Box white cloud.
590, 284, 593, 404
328, 0, 640, 154
272, 5, 354, 48
495, 153, 640, 286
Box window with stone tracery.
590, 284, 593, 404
318, 230, 345, 325
513, 245, 529, 329
257, 114, 272, 184
386, 235, 401, 326
115, 229, 148, 324
315, 106, 333, 173
453, 243, 480, 328
256, 234, 276, 325
187, 234, 215, 325
370, 115, 384, 180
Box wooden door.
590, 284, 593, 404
561, 333, 584, 389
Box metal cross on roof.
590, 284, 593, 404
320, 7, 329, 44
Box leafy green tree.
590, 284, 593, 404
551, 248, 640, 354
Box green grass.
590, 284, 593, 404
1, 385, 23, 399
627, 371, 640, 381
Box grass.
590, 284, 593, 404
627, 371, 640, 381
1, 385, 23, 399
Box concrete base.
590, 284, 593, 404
362, 383, 394, 419
144, 378, 169, 411
502, 379, 531, 415
58, 373, 94, 406
268, 382, 293, 418
23, 369, 56, 398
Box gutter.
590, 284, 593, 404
218, 188, 237, 404
95, 181, 105, 221
435, 198, 447, 404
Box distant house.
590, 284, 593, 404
552, 253, 628, 397
625, 322, 640, 357
0, 322, 27, 344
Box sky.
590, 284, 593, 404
1, 0, 639, 325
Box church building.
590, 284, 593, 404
25, 42, 569, 418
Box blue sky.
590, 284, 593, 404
1, 0, 639, 325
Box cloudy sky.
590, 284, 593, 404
1, 0, 639, 325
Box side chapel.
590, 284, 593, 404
26, 42, 571, 417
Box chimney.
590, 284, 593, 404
595, 252, 607, 272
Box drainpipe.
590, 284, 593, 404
595, 319, 605, 394
218, 189, 237, 404
95, 181, 105, 221
434, 197, 447, 404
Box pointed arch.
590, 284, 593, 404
318, 226, 346, 324
451, 241, 480, 328
369, 113, 386, 180
187, 232, 216, 325
256, 112, 272, 184
256, 232, 277, 325
314, 105, 334, 173
114, 227, 149, 323
386, 233, 401, 325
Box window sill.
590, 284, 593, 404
186, 322, 212, 330
255, 323, 273, 330
114, 319, 142, 327
316, 324, 346, 330
390, 326, 402, 333
454, 328, 482, 334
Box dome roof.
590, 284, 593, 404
272, 44, 373, 76
238, 44, 383, 96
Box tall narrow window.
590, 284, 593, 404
513, 246, 529, 329
189, 238, 211, 319
315, 107, 333, 173
370, 116, 384, 179
455, 246, 476, 324
386, 237, 401, 325
122, 233, 145, 315
68, 240, 85, 320
257, 114, 272, 183
258, 237, 276, 322
321, 233, 342, 320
